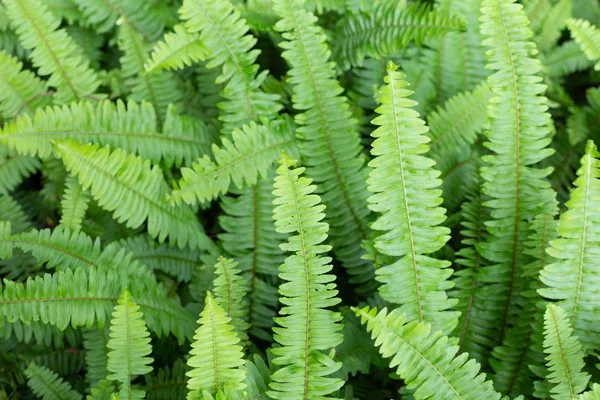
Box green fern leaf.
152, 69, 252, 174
107, 289, 153, 400
543, 304, 590, 399
368, 61, 457, 334
4, 0, 100, 104
244, 354, 271, 400
268, 154, 343, 399
353, 305, 501, 400
145, 24, 209, 73
186, 292, 246, 396
544, 40, 596, 78
567, 18, 600, 70
0, 145, 40, 196
212, 256, 250, 343
25, 362, 80, 400
0, 194, 32, 234
540, 141, 600, 350
83, 326, 110, 385
53, 140, 216, 252
578, 384, 600, 400
59, 176, 90, 231
143, 359, 187, 400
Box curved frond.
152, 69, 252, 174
212, 256, 250, 342
543, 304, 590, 399
59, 176, 90, 231
4, 0, 100, 104
544, 40, 596, 78
0, 146, 40, 196
186, 292, 246, 397
567, 18, 600, 70
368, 61, 456, 334
145, 24, 209, 73
268, 154, 343, 399
53, 140, 216, 252
0, 194, 31, 234
107, 289, 154, 400
353, 306, 501, 400
25, 362, 80, 400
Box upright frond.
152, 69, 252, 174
107, 289, 153, 400
83, 326, 109, 385
25, 362, 80, 400
368, 61, 457, 334
353, 306, 501, 400
543, 304, 590, 400
59, 176, 90, 231
212, 256, 250, 343
4, 0, 100, 104
567, 18, 600, 70
268, 154, 343, 399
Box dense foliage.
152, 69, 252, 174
1, 0, 600, 398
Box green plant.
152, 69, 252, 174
1, 0, 600, 398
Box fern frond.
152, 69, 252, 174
170, 118, 297, 206
567, 18, 600, 70
59, 176, 90, 231
88, 379, 113, 400
179, 0, 282, 134
0, 50, 49, 119
212, 256, 250, 343
578, 384, 600, 400
53, 140, 216, 252
107, 289, 153, 400
540, 141, 600, 350
528, 0, 571, 52
1, 100, 211, 167
332, 3, 465, 70
477, 0, 557, 343
83, 326, 109, 385
0, 194, 32, 234
368, 61, 457, 334
186, 292, 246, 396
544, 40, 596, 78
145, 24, 209, 73
273, 0, 375, 292
543, 304, 590, 399
353, 306, 501, 400
268, 154, 343, 399
144, 360, 187, 400
4, 0, 100, 104
0, 146, 40, 196
25, 362, 80, 400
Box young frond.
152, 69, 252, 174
186, 292, 246, 397
0, 50, 49, 119
212, 256, 250, 343
145, 24, 209, 73
368, 61, 457, 334
59, 176, 90, 231
170, 119, 297, 206
353, 306, 501, 400
332, 3, 465, 70
53, 140, 216, 252
25, 362, 80, 400
539, 141, 600, 350
567, 18, 600, 70
273, 0, 375, 291
4, 0, 100, 104
543, 304, 590, 400
107, 289, 154, 400
268, 154, 343, 399
0, 100, 211, 167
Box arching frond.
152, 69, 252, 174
353, 306, 501, 400
1, 100, 212, 167
4, 0, 100, 104
0, 195, 31, 234
544, 41, 596, 78
212, 256, 250, 342
145, 24, 209, 73
268, 154, 343, 399
0, 145, 40, 196
567, 18, 600, 70
53, 140, 216, 252
186, 292, 246, 397
107, 289, 154, 400
539, 141, 600, 350
170, 118, 297, 205
368, 61, 457, 334
59, 176, 90, 231
543, 304, 589, 400
25, 362, 80, 400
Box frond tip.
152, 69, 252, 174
567, 18, 600, 70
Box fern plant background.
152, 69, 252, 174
0, 0, 600, 399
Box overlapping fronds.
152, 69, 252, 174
59, 176, 90, 231
1, 100, 212, 167
25, 362, 80, 400
543, 304, 590, 399
145, 24, 209, 73
526, 0, 572, 52
170, 118, 297, 205
106, 289, 153, 400
353, 306, 501, 400
567, 18, 600, 70
144, 360, 187, 400
53, 140, 215, 252
332, 3, 465, 70
0, 145, 40, 196
179, 0, 282, 133
186, 292, 246, 397
0, 50, 49, 119
367, 61, 457, 334
4, 0, 100, 104
273, 0, 375, 291
212, 256, 250, 342
540, 141, 600, 350
244, 354, 272, 400
476, 0, 557, 344
268, 154, 343, 399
